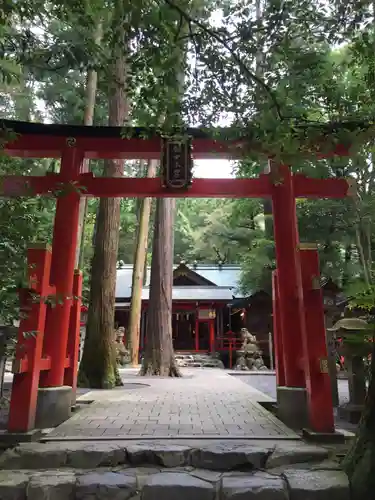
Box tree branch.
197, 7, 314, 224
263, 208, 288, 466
161, 0, 283, 120
213, 245, 226, 263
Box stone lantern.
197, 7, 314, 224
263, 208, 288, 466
328, 317, 372, 424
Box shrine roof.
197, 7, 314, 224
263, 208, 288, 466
115, 263, 243, 300
141, 286, 234, 301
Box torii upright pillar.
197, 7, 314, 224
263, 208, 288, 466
270, 161, 308, 429
37, 145, 83, 427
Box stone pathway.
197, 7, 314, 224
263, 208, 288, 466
0, 370, 352, 498
46, 369, 298, 440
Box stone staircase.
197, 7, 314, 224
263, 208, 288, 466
174, 353, 225, 369
0, 440, 351, 499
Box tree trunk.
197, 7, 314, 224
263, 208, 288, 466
365, 220, 372, 278
129, 159, 158, 367
256, 0, 274, 248
140, 198, 181, 376
355, 224, 371, 287
342, 341, 375, 500
139, 4, 188, 377
78, 8, 129, 388
342, 245, 352, 286
75, 22, 102, 268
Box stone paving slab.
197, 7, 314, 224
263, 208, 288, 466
47, 369, 297, 439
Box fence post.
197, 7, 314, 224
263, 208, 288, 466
64, 270, 82, 405
300, 246, 335, 433
8, 244, 53, 432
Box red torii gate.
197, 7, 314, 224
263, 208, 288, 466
0, 119, 352, 435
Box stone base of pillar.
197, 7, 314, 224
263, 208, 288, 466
35, 386, 72, 429
338, 403, 364, 424
277, 386, 308, 429
302, 428, 346, 444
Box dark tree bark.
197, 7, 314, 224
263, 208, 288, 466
140, 198, 181, 376
78, 5, 129, 388
342, 342, 375, 500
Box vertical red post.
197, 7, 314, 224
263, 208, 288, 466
300, 247, 335, 433
64, 270, 83, 402
40, 146, 83, 388
8, 244, 52, 432
195, 312, 199, 351
209, 319, 215, 353
271, 162, 306, 388
272, 270, 285, 386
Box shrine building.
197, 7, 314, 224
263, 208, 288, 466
114, 262, 272, 361
113, 263, 345, 366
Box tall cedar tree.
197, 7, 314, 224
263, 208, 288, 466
140, 4, 189, 376
78, 3, 129, 388
140, 198, 180, 376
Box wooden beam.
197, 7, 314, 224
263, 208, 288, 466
0, 173, 351, 199
3, 135, 242, 160
293, 175, 349, 198
0, 174, 273, 198
2, 132, 351, 160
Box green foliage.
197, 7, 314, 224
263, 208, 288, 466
0, 156, 54, 324
174, 197, 243, 263
348, 284, 375, 312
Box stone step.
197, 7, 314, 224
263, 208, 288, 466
174, 353, 224, 369
0, 440, 335, 471
0, 465, 350, 500
0, 441, 350, 499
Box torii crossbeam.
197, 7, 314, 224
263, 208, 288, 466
0, 172, 350, 199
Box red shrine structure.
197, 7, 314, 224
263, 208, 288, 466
115, 262, 257, 360
0, 119, 354, 436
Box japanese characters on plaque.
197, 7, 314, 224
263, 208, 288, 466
161, 136, 193, 189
